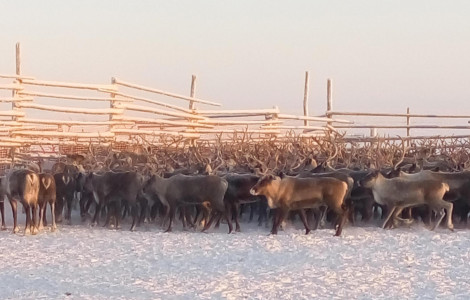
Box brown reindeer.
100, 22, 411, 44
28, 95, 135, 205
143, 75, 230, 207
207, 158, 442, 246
37, 173, 57, 232
4, 169, 40, 234
250, 175, 349, 236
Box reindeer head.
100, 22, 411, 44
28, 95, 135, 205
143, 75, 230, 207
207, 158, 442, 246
358, 170, 381, 188
250, 174, 279, 196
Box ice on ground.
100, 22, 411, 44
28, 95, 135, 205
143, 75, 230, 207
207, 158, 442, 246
1, 206, 470, 299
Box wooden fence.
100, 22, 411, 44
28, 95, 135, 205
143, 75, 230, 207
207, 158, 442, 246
1, 43, 470, 167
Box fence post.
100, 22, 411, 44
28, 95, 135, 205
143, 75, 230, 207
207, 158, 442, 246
109, 77, 120, 148
406, 107, 410, 147
303, 71, 309, 126
10, 42, 22, 167
326, 79, 333, 129
189, 75, 197, 110
189, 75, 197, 147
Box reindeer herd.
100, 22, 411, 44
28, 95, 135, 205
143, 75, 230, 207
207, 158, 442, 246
1, 135, 470, 237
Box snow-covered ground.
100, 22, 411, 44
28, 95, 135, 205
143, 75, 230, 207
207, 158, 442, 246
1, 205, 470, 300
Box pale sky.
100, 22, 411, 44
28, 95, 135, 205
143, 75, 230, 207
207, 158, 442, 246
1, 0, 470, 117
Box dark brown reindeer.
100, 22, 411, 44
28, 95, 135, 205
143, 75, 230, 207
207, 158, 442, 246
0, 176, 6, 230
84, 171, 143, 231
222, 173, 267, 232
37, 173, 57, 232
142, 174, 230, 233
250, 175, 349, 236
4, 169, 40, 234
54, 172, 76, 224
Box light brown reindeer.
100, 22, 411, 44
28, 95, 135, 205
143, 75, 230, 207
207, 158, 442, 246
250, 175, 349, 236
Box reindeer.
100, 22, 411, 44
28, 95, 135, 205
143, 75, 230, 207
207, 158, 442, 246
142, 174, 230, 233
4, 169, 40, 234
37, 173, 57, 231
84, 171, 143, 231
0, 176, 6, 230
250, 175, 349, 236
358, 170, 453, 231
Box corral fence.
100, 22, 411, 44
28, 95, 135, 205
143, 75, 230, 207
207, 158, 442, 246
1, 43, 470, 173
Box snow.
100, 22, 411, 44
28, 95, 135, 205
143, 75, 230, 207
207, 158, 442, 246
1, 206, 470, 299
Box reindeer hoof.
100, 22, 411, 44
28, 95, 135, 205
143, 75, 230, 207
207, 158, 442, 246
305, 229, 311, 235
1, 225, 7, 231
51, 226, 57, 232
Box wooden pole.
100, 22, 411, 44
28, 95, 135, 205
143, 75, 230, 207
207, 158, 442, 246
189, 75, 197, 110
15, 43, 21, 76
406, 107, 410, 147
189, 75, 197, 146
109, 78, 116, 130
303, 71, 309, 126
11, 43, 21, 167
326, 79, 333, 127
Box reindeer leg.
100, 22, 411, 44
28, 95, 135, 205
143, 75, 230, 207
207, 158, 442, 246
312, 208, 322, 230
50, 202, 57, 232
334, 211, 348, 236
392, 207, 409, 228
224, 207, 233, 234
31, 204, 38, 235
270, 208, 280, 234
181, 207, 188, 231
185, 207, 195, 229
164, 206, 175, 233
202, 211, 218, 232
249, 202, 255, 223
23, 203, 31, 235
43, 203, 48, 227
271, 208, 288, 235
431, 209, 446, 231
38, 202, 45, 230
305, 209, 313, 229
84, 196, 93, 220
115, 201, 122, 230
137, 199, 147, 227
103, 203, 112, 228
0, 201, 6, 230
66, 195, 73, 225
299, 209, 311, 235
233, 202, 241, 232
319, 206, 328, 229
130, 204, 138, 232
92, 203, 101, 226
382, 206, 397, 229
194, 206, 201, 227
9, 197, 19, 234
444, 201, 454, 231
